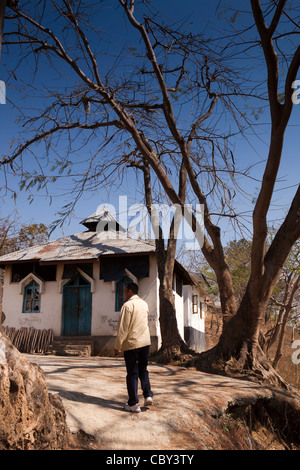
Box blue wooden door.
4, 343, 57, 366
62, 274, 92, 336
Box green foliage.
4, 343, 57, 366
49, 201, 75, 234
18, 223, 49, 249
0, 217, 49, 256
19, 159, 72, 196
194, 238, 252, 302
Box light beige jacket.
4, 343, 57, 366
114, 295, 151, 352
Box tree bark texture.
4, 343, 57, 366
191, 186, 300, 385
3, 0, 299, 381
141, 161, 192, 361
0, 331, 69, 449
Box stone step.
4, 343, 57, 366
50, 337, 94, 357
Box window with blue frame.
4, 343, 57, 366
115, 276, 133, 311
23, 280, 41, 313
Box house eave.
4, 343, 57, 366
174, 260, 195, 286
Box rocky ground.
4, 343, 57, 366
0, 334, 69, 450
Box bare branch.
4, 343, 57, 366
268, 0, 286, 37
0, 119, 122, 165
250, 0, 282, 120
59, 0, 103, 88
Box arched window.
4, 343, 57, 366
115, 275, 133, 312
23, 280, 41, 313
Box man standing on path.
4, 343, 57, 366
114, 282, 154, 413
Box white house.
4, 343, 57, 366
0, 209, 207, 355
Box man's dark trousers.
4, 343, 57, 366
124, 345, 153, 406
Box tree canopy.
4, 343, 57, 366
0, 0, 299, 384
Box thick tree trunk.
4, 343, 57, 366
189, 182, 300, 385
154, 236, 193, 363
272, 308, 289, 369
141, 161, 193, 362
157, 285, 189, 361
213, 262, 237, 326
190, 288, 287, 387
188, 1, 299, 387
190, 285, 297, 388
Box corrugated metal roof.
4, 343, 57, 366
80, 207, 126, 232
0, 231, 156, 264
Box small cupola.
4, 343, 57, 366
80, 207, 126, 233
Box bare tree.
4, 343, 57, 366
125, 155, 193, 360
2, 1, 299, 384
0, 0, 18, 58
196, 0, 300, 385
2, 0, 243, 360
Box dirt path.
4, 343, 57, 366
24, 354, 300, 450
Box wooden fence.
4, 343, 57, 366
1, 326, 53, 354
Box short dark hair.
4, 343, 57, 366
126, 282, 138, 294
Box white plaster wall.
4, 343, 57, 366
3, 255, 160, 340
173, 275, 185, 340
2, 251, 208, 355
2, 265, 62, 335
183, 285, 206, 334
137, 254, 160, 344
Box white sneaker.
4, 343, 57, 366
124, 403, 141, 413
144, 397, 153, 406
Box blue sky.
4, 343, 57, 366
0, 0, 299, 247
